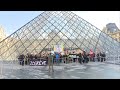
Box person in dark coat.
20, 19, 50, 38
59, 53, 62, 63
93, 52, 95, 62
18, 55, 22, 65
55, 52, 60, 65
100, 52, 103, 62
97, 52, 100, 62
78, 53, 83, 64
27, 53, 30, 65
34, 54, 38, 60
29, 54, 33, 61
24, 54, 27, 65
102, 52, 106, 62
18, 54, 25, 66
86, 53, 89, 63
103, 52, 106, 61
82, 51, 87, 63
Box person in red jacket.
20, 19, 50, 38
89, 49, 95, 62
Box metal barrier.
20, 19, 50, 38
105, 56, 120, 65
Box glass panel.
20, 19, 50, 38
0, 11, 119, 61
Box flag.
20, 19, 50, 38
61, 44, 64, 52
54, 44, 64, 53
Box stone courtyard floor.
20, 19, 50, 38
0, 62, 120, 79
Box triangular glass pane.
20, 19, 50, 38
0, 11, 119, 61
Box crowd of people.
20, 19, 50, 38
18, 50, 106, 66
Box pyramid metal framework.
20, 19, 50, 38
0, 11, 119, 61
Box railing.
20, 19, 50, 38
105, 56, 120, 65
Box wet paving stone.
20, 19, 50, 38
0, 62, 120, 79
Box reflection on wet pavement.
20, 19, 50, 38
0, 62, 120, 79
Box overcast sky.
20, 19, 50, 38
73, 11, 120, 30
0, 11, 42, 36
0, 11, 120, 36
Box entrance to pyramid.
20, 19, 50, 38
0, 11, 119, 70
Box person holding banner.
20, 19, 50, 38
48, 53, 54, 72
78, 53, 83, 64
55, 52, 60, 65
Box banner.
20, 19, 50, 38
54, 44, 64, 53
29, 59, 48, 66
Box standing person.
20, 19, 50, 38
78, 53, 82, 64
82, 51, 87, 63
101, 52, 105, 62
53, 54, 55, 64
59, 53, 62, 63
102, 52, 106, 61
21, 54, 25, 66
89, 49, 94, 62
48, 53, 54, 72
55, 52, 60, 65
86, 53, 89, 63
100, 52, 103, 62
93, 52, 95, 62
24, 54, 27, 65
34, 53, 37, 60
26, 53, 29, 65
72, 52, 76, 63
30, 53, 33, 61
97, 52, 100, 62
64, 53, 68, 64
18, 55, 22, 65
48, 53, 51, 72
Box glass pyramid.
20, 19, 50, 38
0, 11, 119, 61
